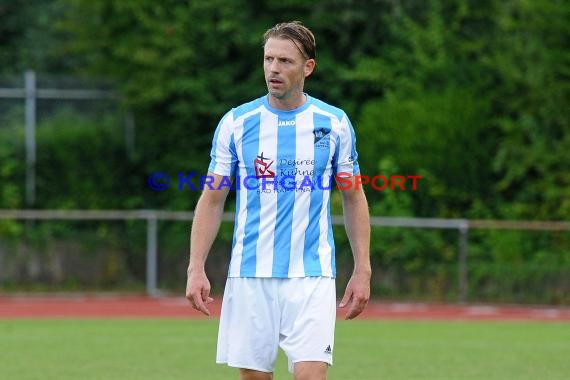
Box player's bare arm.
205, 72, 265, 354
186, 172, 232, 316
338, 175, 371, 320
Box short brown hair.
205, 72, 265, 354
263, 21, 316, 60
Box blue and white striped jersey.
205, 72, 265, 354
208, 94, 360, 278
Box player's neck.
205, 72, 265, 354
268, 92, 307, 111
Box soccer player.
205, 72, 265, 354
186, 21, 371, 380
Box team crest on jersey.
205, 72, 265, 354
254, 152, 275, 178
313, 127, 331, 149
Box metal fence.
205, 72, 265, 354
1, 209, 569, 301
0, 71, 130, 207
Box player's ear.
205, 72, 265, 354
304, 59, 315, 77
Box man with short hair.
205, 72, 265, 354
186, 21, 371, 380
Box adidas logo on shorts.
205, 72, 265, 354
324, 345, 332, 355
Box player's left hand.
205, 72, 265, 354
339, 271, 370, 320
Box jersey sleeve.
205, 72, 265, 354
333, 113, 360, 177
208, 110, 238, 176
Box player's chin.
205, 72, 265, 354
267, 89, 285, 99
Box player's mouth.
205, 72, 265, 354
268, 78, 284, 86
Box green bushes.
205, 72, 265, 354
0, 0, 568, 301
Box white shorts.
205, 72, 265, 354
216, 276, 336, 373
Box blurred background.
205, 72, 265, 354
0, 0, 568, 304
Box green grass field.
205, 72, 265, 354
1, 319, 568, 379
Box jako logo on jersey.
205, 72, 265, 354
254, 152, 276, 178
278, 120, 296, 127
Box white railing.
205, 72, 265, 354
1, 209, 569, 300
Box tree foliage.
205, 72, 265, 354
0, 0, 568, 301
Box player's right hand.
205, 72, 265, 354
185, 268, 214, 316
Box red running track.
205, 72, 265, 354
1, 295, 569, 321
